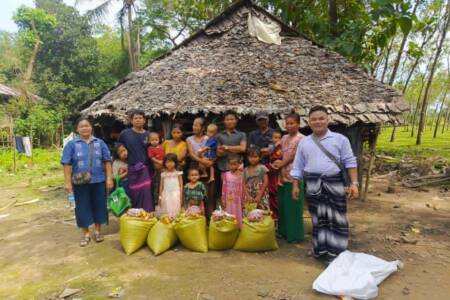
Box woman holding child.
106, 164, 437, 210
273, 113, 305, 243
187, 117, 217, 219
118, 110, 154, 212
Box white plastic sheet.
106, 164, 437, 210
313, 251, 402, 299
248, 12, 281, 45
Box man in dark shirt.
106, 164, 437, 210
216, 110, 247, 172
248, 112, 274, 164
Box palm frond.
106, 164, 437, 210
83, 0, 114, 23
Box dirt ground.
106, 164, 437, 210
0, 175, 449, 300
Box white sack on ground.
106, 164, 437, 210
313, 250, 402, 299
248, 12, 281, 45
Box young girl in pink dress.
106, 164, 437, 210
221, 154, 244, 227
159, 154, 183, 218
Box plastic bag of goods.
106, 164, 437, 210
120, 209, 157, 255
147, 215, 178, 256
233, 210, 278, 252
313, 251, 403, 299
107, 177, 131, 217
174, 206, 208, 253
208, 210, 239, 250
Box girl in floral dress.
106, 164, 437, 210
221, 154, 244, 227
159, 154, 183, 218
244, 147, 269, 214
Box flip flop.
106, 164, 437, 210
80, 236, 91, 247
94, 233, 104, 243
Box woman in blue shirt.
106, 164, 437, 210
62, 116, 113, 247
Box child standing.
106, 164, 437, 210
112, 143, 130, 194
198, 123, 218, 183
267, 130, 283, 219
244, 147, 269, 213
183, 168, 206, 213
159, 154, 183, 218
148, 132, 165, 204
221, 154, 244, 226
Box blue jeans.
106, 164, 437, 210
73, 182, 108, 228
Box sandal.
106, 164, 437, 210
94, 232, 104, 243
80, 236, 91, 247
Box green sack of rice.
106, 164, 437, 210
208, 212, 239, 250
147, 218, 178, 256
120, 214, 157, 255
233, 215, 278, 252
174, 214, 208, 253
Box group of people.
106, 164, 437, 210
62, 105, 358, 264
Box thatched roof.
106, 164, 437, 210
82, 0, 407, 127
0, 83, 42, 102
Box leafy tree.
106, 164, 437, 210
13, 6, 57, 85
32, 0, 117, 111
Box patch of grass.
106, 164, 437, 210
0, 148, 62, 188
378, 126, 450, 161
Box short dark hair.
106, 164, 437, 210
163, 153, 178, 169
228, 153, 241, 163
247, 146, 261, 157
74, 116, 92, 129
129, 109, 146, 119
285, 113, 300, 123
224, 110, 238, 119
149, 131, 160, 140
171, 123, 184, 139
272, 129, 282, 137
113, 143, 126, 160
193, 117, 205, 128
188, 168, 200, 175
309, 105, 328, 116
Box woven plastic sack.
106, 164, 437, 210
147, 220, 178, 256
174, 215, 208, 253
208, 218, 239, 250
108, 177, 131, 217
120, 215, 157, 255
233, 216, 278, 252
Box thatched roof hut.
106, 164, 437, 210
82, 0, 407, 129
0, 83, 41, 103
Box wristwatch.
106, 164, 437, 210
224, 145, 229, 151
351, 182, 359, 186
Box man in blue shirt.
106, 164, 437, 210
291, 105, 358, 263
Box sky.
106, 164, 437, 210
0, 0, 122, 32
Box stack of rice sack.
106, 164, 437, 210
233, 209, 278, 252
174, 206, 208, 253
120, 209, 157, 255
208, 210, 239, 250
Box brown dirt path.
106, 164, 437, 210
0, 176, 449, 299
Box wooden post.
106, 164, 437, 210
9, 114, 16, 173
362, 124, 381, 201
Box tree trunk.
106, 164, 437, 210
434, 86, 449, 138
329, 0, 338, 37
389, 0, 420, 86
416, 0, 450, 145
389, 125, 397, 142
380, 38, 394, 83
135, 20, 141, 71
126, 2, 136, 72
402, 8, 441, 93
24, 21, 41, 86
442, 107, 450, 133
411, 74, 426, 137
